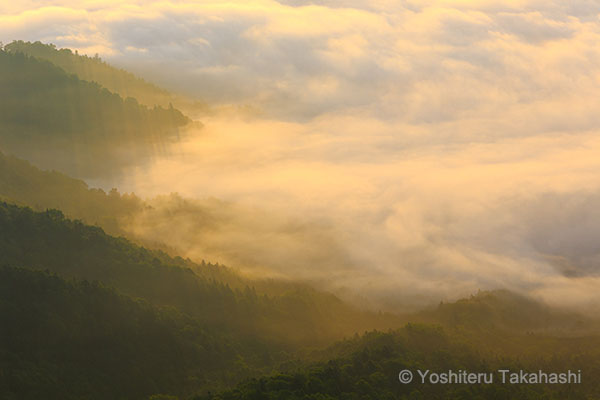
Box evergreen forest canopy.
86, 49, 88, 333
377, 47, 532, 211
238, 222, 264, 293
0, 40, 599, 400
0, 43, 190, 179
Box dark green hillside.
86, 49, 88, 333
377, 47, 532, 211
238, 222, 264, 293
0, 266, 259, 400
0, 48, 189, 178
1, 202, 597, 399
0, 150, 143, 236
0, 151, 246, 286
0, 201, 399, 349
197, 325, 600, 400
4, 40, 177, 109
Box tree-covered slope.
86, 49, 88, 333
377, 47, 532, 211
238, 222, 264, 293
0, 150, 143, 236
4, 40, 177, 109
0, 48, 190, 178
0, 266, 263, 400
0, 151, 402, 339
0, 201, 400, 348
197, 325, 600, 400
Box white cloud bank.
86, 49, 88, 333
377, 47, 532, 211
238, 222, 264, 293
2, 0, 600, 311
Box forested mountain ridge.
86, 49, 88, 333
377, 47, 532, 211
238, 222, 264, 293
2, 199, 598, 399
0, 151, 395, 328
0, 201, 401, 349
197, 325, 600, 400
0, 150, 141, 234
415, 289, 598, 338
0, 150, 144, 237
1, 151, 596, 342
0, 47, 190, 178
4, 40, 178, 109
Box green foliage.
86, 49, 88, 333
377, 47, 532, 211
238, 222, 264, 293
0, 48, 190, 178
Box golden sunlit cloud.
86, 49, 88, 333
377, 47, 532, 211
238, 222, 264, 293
2, 0, 600, 311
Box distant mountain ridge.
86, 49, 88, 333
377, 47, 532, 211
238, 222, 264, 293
0, 45, 190, 178
4, 40, 210, 116
4, 40, 176, 109
416, 289, 596, 335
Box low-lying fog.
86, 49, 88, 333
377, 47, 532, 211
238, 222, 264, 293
115, 111, 600, 312
6, 0, 600, 311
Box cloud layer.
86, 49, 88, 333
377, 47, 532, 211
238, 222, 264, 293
3, 0, 600, 311
3, 0, 600, 123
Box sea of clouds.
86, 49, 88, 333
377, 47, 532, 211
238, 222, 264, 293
2, 0, 600, 311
